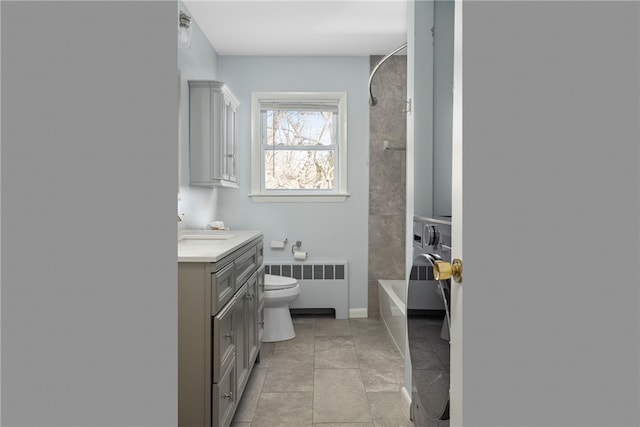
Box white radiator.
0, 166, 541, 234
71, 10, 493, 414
265, 261, 349, 319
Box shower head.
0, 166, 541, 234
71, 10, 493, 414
369, 96, 378, 106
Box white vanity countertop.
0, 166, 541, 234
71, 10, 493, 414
178, 229, 263, 262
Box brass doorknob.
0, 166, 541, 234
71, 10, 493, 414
434, 259, 463, 283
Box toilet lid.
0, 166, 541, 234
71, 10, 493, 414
264, 274, 298, 290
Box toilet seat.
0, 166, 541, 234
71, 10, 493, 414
264, 274, 298, 291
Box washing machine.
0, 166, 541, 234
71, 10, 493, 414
408, 216, 451, 425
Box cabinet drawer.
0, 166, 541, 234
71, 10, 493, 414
212, 361, 236, 427
235, 246, 257, 289
211, 262, 235, 315
212, 297, 236, 384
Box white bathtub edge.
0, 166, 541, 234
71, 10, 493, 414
401, 386, 412, 416
349, 308, 368, 318
378, 279, 406, 359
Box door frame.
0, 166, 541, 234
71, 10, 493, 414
449, 0, 463, 425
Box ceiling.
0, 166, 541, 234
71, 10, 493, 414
183, 0, 408, 56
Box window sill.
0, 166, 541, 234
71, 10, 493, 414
249, 193, 350, 203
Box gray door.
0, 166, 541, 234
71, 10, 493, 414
449, 2, 639, 426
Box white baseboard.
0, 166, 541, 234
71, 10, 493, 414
401, 386, 412, 415
349, 308, 368, 318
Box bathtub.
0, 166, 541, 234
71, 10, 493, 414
378, 279, 406, 359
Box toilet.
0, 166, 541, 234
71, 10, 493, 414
262, 274, 301, 342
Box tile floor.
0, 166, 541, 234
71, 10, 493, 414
231, 315, 414, 427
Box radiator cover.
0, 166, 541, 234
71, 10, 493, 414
265, 261, 349, 319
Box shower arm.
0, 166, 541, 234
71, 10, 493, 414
368, 43, 408, 106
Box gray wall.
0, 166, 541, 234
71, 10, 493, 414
217, 56, 371, 314
368, 55, 407, 317
178, 2, 221, 229
2, 1, 177, 424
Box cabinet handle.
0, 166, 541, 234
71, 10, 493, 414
258, 321, 264, 326
225, 331, 233, 338
223, 392, 233, 399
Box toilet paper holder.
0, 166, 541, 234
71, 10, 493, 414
291, 240, 302, 254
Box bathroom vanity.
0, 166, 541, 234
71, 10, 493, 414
178, 230, 264, 427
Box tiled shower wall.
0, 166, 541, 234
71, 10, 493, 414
368, 55, 407, 317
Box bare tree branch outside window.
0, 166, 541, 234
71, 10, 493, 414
264, 109, 336, 190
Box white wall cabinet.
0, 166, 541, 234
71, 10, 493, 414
189, 80, 239, 188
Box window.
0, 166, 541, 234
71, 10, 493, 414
250, 92, 348, 202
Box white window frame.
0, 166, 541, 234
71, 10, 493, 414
250, 92, 349, 202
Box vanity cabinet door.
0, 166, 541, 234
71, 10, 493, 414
212, 294, 237, 384
212, 360, 236, 427
257, 304, 265, 346
256, 267, 265, 346
256, 265, 265, 308
246, 272, 259, 369
234, 283, 250, 399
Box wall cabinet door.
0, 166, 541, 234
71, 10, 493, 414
189, 80, 239, 188
225, 101, 237, 183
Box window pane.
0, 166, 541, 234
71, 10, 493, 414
265, 110, 335, 147
265, 149, 335, 190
